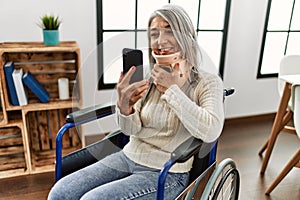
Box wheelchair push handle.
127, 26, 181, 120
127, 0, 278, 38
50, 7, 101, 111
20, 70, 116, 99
224, 88, 235, 97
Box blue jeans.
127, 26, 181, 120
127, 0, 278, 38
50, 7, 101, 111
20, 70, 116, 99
48, 151, 189, 200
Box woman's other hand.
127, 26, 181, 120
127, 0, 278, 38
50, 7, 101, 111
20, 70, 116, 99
117, 66, 149, 115
151, 63, 187, 93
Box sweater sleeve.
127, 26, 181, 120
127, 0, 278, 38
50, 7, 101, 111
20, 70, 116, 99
116, 100, 142, 136
161, 74, 224, 143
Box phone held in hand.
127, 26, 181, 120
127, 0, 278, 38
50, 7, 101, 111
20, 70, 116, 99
122, 48, 143, 84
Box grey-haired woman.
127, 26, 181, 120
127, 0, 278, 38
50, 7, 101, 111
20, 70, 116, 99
48, 4, 224, 200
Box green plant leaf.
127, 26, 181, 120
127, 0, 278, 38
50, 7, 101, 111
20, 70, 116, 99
38, 14, 62, 30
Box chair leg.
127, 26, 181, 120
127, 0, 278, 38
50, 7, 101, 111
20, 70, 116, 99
258, 140, 269, 156
260, 84, 292, 174
258, 110, 293, 156
260, 126, 283, 174
265, 148, 300, 195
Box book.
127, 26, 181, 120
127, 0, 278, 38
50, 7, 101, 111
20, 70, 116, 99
4, 61, 19, 106
12, 68, 28, 106
22, 71, 50, 103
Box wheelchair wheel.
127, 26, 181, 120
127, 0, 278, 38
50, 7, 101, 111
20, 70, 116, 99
200, 158, 240, 200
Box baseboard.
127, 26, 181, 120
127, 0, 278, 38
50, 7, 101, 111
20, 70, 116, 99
225, 113, 276, 125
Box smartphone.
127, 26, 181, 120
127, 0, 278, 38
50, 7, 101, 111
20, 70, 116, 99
122, 48, 143, 84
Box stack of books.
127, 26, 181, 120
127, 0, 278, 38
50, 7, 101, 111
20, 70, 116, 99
4, 61, 50, 106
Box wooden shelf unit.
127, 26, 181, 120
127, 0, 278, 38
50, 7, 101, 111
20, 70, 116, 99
0, 41, 83, 178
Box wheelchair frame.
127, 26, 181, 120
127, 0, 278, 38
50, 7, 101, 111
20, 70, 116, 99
55, 88, 239, 200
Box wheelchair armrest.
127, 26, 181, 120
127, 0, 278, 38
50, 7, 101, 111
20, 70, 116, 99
171, 137, 203, 163
66, 103, 116, 123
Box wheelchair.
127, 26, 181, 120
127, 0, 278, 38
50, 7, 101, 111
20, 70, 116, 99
55, 88, 239, 200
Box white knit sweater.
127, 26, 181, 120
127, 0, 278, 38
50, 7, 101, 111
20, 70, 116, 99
117, 70, 224, 173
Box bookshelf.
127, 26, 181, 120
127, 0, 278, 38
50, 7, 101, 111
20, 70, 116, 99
0, 41, 83, 178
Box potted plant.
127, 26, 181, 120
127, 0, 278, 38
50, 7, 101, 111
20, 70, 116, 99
38, 14, 62, 46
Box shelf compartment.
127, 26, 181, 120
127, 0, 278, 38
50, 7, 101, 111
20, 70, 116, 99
0, 42, 81, 109
26, 108, 82, 171
0, 126, 27, 177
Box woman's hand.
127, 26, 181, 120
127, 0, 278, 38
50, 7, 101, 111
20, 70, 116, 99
117, 66, 149, 115
151, 63, 187, 93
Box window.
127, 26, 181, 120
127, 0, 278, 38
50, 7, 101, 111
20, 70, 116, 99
258, 0, 300, 78
97, 0, 232, 89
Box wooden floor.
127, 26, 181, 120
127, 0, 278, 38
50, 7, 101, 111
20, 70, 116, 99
1, 114, 299, 200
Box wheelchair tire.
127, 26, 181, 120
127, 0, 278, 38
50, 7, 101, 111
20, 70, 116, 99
200, 158, 240, 200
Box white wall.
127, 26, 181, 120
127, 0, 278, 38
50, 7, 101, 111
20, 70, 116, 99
0, 0, 280, 135
223, 0, 280, 118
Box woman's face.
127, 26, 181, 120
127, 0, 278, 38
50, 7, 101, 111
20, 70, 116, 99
149, 16, 180, 55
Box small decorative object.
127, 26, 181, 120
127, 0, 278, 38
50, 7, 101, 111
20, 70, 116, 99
58, 77, 69, 100
38, 14, 62, 46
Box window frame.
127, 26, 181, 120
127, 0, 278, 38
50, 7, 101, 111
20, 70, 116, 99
257, 0, 299, 78
97, 0, 232, 90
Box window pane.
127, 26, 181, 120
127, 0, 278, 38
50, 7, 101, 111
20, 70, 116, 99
286, 32, 300, 54
291, 0, 300, 30
198, 0, 226, 29
103, 55, 122, 84
170, 0, 200, 29
136, 31, 148, 49
261, 32, 287, 74
137, 0, 168, 29
198, 31, 223, 69
136, 31, 150, 72
103, 32, 135, 84
267, 0, 294, 30
103, 0, 135, 29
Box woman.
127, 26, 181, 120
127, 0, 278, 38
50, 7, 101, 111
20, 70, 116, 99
48, 4, 224, 200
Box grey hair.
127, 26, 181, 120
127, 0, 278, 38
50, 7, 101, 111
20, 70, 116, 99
147, 4, 202, 73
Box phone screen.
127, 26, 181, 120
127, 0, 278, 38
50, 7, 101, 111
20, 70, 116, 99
122, 48, 143, 84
